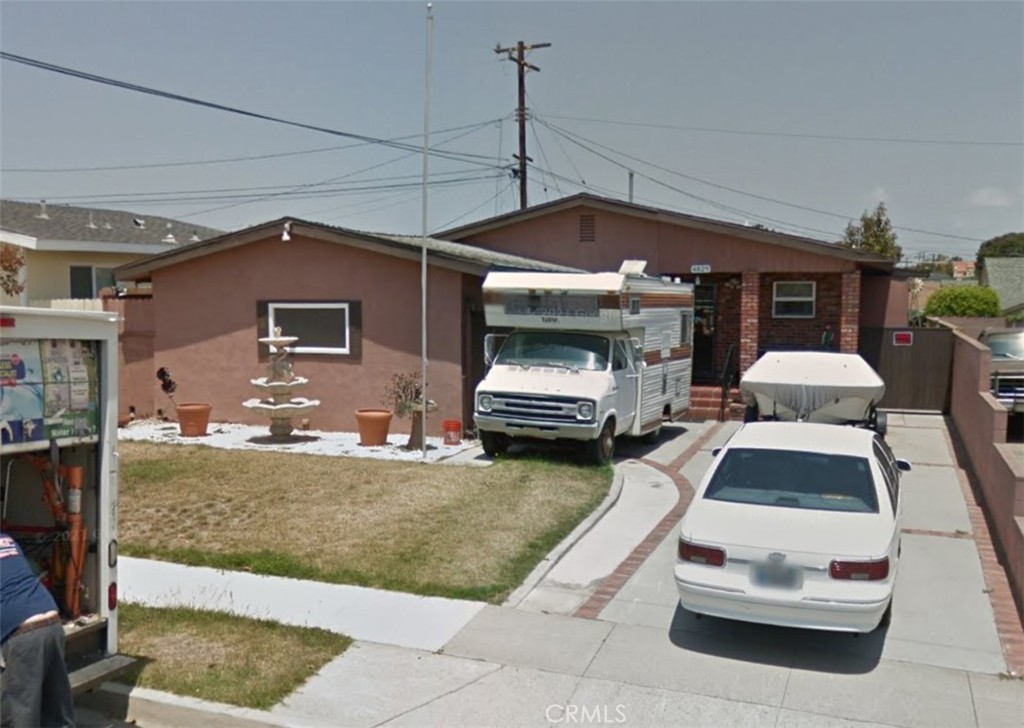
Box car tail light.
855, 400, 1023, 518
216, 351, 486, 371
678, 538, 726, 567
829, 557, 889, 581
109, 582, 118, 610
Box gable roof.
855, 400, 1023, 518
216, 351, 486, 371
0, 199, 223, 248
438, 193, 896, 272
114, 217, 583, 282
980, 256, 1024, 311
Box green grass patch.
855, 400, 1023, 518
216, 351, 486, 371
117, 603, 351, 709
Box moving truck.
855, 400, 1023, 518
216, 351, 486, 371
0, 306, 134, 692
474, 261, 694, 464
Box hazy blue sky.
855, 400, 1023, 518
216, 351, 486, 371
1, 1, 1021, 260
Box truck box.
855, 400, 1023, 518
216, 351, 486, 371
0, 306, 134, 693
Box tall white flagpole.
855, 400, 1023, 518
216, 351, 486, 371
420, 2, 433, 458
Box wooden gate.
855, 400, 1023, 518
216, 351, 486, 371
859, 327, 953, 412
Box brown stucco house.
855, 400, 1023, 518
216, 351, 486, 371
113, 218, 578, 434
438, 194, 908, 392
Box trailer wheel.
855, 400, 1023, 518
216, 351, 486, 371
480, 431, 510, 458
870, 408, 888, 439
587, 421, 616, 465
744, 404, 760, 423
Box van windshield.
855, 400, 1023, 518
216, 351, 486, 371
496, 332, 610, 371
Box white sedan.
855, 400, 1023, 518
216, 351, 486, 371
675, 421, 911, 633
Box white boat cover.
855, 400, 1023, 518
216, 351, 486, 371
740, 352, 885, 424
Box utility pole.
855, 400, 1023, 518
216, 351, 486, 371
495, 40, 550, 209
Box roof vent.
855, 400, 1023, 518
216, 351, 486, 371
35, 200, 49, 219
103, 222, 113, 230
190, 231, 200, 242
133, 218, 146, 229
579, 213, 596, 243
162, 233, 177, 243
87, 211, 97, 229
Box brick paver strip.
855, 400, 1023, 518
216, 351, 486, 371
574, 422, 726, 620
941, 425, 1024, 676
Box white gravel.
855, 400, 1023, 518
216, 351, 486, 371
118, 419, 482, 464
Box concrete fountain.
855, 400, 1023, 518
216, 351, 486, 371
242, 327, 321, 441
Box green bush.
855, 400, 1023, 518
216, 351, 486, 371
924, 286, 1001, 317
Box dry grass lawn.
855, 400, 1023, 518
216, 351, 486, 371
117, 603, 351, 709
119, 442, 612, 601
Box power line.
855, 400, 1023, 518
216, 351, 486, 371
0, 118, 507, 173
0, 51, 500, 168
537, 118, 985, 243
542, 112, 1024, 147
432, 179, 517, 232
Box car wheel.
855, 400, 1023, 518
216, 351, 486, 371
587, 421, 616, 465
480, 431, 509, 458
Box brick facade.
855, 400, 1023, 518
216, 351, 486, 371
739, 271, 760, 373
840, 270, 861, 353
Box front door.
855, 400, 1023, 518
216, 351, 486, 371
611, 338, 638, 433
693, 283, 717, 383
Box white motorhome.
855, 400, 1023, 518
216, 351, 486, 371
0, 306, 134, 692
474, 261, 694, 464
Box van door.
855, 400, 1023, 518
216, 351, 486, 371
611, 338, 638, 433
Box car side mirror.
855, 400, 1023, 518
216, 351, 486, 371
712, 447, 722, 457
896, 459, 912, 472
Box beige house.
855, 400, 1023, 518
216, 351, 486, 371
0, 200, 221, 307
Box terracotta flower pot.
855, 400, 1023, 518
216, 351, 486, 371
177, 403, 213, 437
355, 408, 393, 446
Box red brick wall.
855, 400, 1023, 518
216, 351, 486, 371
841, 271, 861, 352
740, 272, 760, 372
758, 273, 842, 354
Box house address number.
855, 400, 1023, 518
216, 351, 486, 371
690, 264, 712, 274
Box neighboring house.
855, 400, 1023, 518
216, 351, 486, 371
980, 257, 1024, 314
113, 218, 578, 432
952, 260, 976, 279
438, 193, 905, 383
0, 200, 221, 307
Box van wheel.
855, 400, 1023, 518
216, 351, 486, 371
641, 423, 662, 444
587, 422, 616, 465
480, 431, 509, 458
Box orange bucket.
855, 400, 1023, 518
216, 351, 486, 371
442, 420, 462, 445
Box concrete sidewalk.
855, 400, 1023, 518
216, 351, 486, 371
97, 417, 1024, 727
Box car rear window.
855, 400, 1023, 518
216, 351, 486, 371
704, 447, 879, 513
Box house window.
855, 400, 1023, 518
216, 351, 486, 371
680, 311, 693, 346
69, 266, 116, 298
772, 281, 816, 318
268, 302, 350, 355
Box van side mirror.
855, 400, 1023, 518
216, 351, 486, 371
896, 459, 912, 472
630, 338, 644, 365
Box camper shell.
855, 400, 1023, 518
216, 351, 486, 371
474, 261, 694, 463
740, 351, 888, 436
0, 306, 134, 693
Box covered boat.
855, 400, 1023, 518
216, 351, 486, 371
740, 351, 886, 432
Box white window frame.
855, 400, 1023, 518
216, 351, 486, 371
268, 302, 350, 355
69, 264, 117, 298
772, 281, 816, 319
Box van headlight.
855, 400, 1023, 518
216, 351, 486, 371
576, 401, 595, 421
478, 394, 494, 413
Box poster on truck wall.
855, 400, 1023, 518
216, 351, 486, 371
0, 339, 99, 445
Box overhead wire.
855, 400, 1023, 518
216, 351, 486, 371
541, 113, 1024, 147
537, 118, 985, 243
432, 179, 517, 232
0, 51, 501, 168
0, 118, 507, 174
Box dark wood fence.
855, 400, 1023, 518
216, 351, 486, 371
859, 327, 954, 412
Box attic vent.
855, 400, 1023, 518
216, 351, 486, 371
579, 213, 596, 243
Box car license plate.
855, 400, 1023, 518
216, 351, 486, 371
752, 563, 801, 589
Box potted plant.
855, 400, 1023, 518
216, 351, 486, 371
156, 367, 213, 437
381, 370, 436, 450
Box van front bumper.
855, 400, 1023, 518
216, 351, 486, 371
473, 413, 600, 441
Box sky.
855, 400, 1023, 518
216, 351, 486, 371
1, 1, 1021, 262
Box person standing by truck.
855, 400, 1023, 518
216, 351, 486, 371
0, 532, 76, 728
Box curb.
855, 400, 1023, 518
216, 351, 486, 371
503, 467, 626, 608
77, 682, 288, 728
